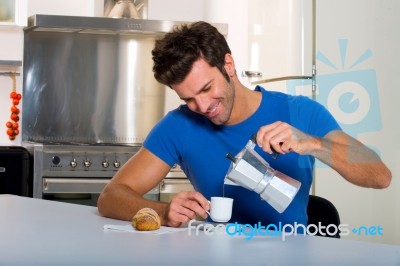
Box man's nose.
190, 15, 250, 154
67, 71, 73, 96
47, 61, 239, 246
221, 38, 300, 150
194, 95, 209, 113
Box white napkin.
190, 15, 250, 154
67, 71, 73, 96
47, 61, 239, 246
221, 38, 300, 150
104, 224, 188, 234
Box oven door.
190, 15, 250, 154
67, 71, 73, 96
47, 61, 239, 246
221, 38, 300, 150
42, 177, 160, 206
159, 178, 194, 203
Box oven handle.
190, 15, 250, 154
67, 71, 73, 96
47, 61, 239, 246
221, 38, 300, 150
43, 178, 109, 194
43, 178, 161, 195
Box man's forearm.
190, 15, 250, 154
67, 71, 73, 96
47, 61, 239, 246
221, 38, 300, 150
97, 184, 169, 223
310, 133, 391, 188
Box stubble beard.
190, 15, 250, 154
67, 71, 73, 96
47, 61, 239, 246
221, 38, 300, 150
209, 80, 235, 126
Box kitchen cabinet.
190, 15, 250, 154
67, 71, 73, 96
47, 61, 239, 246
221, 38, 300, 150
245, 0, 313, 82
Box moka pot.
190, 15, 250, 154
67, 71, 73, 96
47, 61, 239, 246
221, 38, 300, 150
225, 135, 301, 213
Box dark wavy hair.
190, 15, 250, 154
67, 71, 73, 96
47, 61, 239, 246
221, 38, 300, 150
152, 21, 231, 87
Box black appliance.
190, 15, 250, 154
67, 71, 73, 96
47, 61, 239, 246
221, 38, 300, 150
0, 146, 32, 197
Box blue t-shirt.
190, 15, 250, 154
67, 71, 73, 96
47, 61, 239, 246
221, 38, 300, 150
144, 86, 341, 228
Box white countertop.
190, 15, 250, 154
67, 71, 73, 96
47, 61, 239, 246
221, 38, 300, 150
1, 195, 399, 266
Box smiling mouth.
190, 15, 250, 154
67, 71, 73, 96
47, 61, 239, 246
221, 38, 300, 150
206, 102, 220, 117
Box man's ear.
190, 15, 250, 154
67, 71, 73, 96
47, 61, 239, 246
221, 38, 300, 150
224, 53, 236, 77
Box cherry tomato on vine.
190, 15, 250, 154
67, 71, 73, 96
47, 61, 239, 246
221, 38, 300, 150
11, 113, 19, 122
7, 92, 22, 141
11, 105, 20, 114
6, 129, 14, 136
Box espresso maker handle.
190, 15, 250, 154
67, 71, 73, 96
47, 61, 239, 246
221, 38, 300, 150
250, 133, 257, 144
250, 133, 279, 160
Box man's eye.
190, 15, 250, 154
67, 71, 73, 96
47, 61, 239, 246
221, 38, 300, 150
202, 87, 211, 93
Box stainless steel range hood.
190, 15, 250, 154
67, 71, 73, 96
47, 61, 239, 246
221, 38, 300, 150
22, 15, 228, 146
25, 14, 228, 36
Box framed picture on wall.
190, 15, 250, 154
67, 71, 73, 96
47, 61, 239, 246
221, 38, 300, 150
0, 0, 27, 26
0, 0, 17, 25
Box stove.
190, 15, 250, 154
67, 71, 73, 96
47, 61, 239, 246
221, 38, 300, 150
34, 144, 138, 180
32, 144, 191, 206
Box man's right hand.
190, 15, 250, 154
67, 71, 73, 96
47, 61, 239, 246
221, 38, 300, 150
164, 191, 210, 227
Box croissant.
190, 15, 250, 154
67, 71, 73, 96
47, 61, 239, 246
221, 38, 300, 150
132, 208, 161, 231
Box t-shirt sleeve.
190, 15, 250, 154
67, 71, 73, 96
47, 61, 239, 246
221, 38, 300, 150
290, 96, 341, 137
143, 110, 183, 167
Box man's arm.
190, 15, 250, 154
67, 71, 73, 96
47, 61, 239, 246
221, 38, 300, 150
97, 147, 209, 226
310, 130, 391, 188
256, 122, 391, 188
97, 147, 170, 222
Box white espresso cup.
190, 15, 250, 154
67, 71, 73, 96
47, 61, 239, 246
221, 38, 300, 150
206, 197, 234, 223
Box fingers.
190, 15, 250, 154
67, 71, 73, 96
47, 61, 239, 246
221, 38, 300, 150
255, 121, 313, 156
256, 121, 291, 155
166, 191, 209, 227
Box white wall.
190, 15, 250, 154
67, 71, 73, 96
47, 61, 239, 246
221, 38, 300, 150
0, 30, 23, 146
314, 0, 400, 245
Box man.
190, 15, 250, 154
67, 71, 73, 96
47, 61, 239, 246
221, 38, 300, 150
97, 21, 391, 228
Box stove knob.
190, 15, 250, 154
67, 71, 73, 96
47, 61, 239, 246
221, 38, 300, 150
52, 156, 61, 165
70, 159, 77, 168
84, 160, 91, 168
113, 161, 121, 168
102, 160, 109, 168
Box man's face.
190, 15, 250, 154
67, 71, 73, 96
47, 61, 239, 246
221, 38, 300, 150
171, 58, 235, 125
